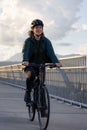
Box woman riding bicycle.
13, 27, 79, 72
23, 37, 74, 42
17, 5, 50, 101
22, 19, 62, 105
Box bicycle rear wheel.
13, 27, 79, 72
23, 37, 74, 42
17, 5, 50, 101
28, 89, 35, 121
37, 86, 50, 130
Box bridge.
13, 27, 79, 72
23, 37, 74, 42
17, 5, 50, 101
0, 55, 87, 130
0, 82, 87, 130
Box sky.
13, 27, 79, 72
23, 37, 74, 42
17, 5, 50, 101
0, 0, 87, 61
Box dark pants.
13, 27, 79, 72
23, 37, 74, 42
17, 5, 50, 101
24, 66, 45, 103
24, 66, 39, 91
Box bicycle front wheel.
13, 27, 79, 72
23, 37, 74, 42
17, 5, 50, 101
28, 89, 35, 121
37, 86, 50, 130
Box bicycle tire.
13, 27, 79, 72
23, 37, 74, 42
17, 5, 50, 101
37, 86, 50, 130
28, 89, 35, 121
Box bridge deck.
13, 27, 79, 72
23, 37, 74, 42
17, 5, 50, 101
0, 82, 87, 130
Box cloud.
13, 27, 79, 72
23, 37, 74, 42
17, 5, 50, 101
0, 0, 83, 46
77, 43, 87, 55
72, 23, 87, 32
0, 45, 21, 61
58, 42, 72, 46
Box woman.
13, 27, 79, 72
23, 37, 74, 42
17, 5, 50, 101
22, 19, 62, 105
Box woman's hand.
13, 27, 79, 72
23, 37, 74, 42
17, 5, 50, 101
22, 61, 29, 66
55, 62, 62, 68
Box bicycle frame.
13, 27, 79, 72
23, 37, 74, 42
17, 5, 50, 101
39, 66, 45, 85
27, 63, 57, 129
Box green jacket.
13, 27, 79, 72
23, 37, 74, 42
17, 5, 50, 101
22, 36, 60, 64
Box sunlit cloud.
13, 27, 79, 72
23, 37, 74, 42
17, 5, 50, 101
0, 45, 21, 61
0, 0, 83, 46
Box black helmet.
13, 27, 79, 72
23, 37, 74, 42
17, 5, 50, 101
31, 19, 44, 28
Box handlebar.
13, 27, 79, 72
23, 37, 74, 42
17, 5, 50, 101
28, 63, 60, 68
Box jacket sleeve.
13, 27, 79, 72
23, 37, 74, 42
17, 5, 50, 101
22, 38, 30, 61
46, 39, 60, 63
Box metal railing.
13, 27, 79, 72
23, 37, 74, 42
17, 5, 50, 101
60, 55, 87, 67
46, 66, 87, 107
0, 64, 87, 108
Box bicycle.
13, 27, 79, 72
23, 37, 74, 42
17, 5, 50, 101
26, 63, 57, 130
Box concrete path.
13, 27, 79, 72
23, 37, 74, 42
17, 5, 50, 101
0, 82, 87, 130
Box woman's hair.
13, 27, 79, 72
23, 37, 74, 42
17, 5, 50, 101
28, 19, 44, 37
28, 30, 34, 37
28, 30, 44, 37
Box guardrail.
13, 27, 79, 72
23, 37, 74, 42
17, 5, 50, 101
60, 55, 87, 67
0, 64, 87, 108
46, 66, 87, 108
